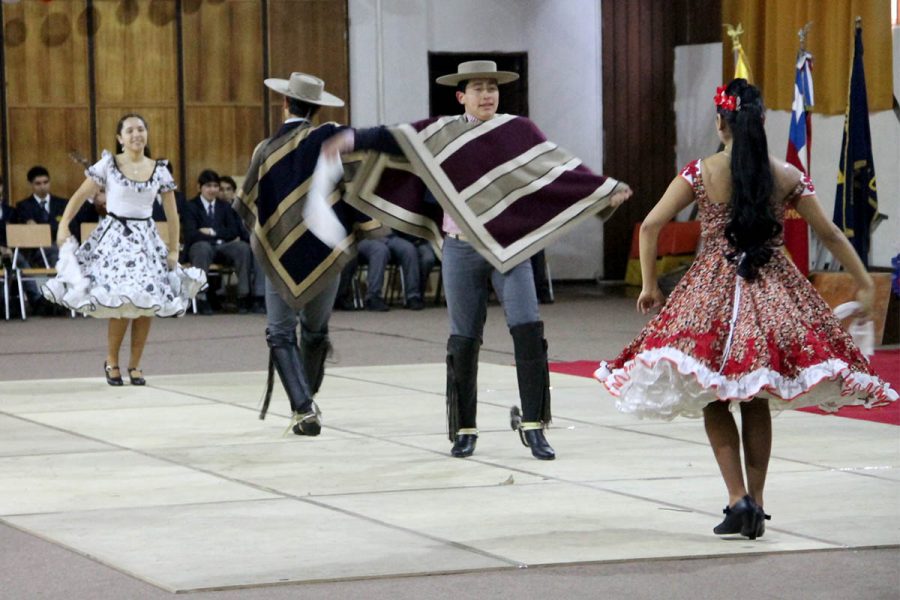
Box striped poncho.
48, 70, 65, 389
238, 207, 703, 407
343, 114, 623, 272
236, 121, 378, 308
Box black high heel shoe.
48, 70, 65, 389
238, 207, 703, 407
104, 361, 124, 386
128, 367, 146, 386
743, 504, 772, 539
713, 495, 756, 536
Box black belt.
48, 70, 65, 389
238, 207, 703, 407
108, 212, 151, 237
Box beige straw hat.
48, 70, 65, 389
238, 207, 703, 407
264, 72, 344, 107
435, 60, 519, 86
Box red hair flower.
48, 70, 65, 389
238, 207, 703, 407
714, 86, 738, 112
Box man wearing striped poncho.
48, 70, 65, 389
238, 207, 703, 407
325, 60, 632, 460
237, 72, 379, 437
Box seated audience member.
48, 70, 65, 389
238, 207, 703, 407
13, 165, 68, 266
333, 256, 361, 311
355, 229, 426, 312
0, 175, 44, 310
183, 169, 262, 315
219, 175, 265, 313
394, 230, 437, 304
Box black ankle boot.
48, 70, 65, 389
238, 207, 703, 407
451, 433, 477, 457
286, 403, 322, 437
523, 429, 555, 460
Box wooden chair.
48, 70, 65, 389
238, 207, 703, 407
6, 224, 56, 320
80, 221, 99, 242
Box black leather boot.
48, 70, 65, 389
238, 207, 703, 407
446, 335, 480, 457
451, 434, 477, 458
264, 328, 321, 436
510, 321, 554, 459
523, 429, 555, 460
301, 329, 332, 396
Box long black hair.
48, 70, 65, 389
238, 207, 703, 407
718, 79, 780, 280
115, 113, 152, 158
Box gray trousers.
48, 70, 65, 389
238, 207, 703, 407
189, 239, 260, 297
265, 275, 340, 403
358, 236, 423, 301
441, 236, 540, 339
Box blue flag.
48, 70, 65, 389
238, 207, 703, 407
833, 23, 878, 267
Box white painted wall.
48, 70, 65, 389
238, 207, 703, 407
349, 4, 898, 274
674, 35, 899, 269
348, 0, 607, 279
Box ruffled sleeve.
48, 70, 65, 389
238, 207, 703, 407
86, 151, 113, 186
679, 159, 701, 187
787, 173, 816, 207
156, 160, 176, 193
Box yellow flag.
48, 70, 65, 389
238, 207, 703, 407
734, 44, 752, 82
725, 23, 752, 82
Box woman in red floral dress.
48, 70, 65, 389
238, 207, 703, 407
595, 79, 896, 539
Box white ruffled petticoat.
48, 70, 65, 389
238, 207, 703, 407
595, 348, 898, 421
42, 218, 206, 319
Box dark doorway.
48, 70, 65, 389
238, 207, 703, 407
428, 52, 528, 118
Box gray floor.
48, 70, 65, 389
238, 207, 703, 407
1, 283, 898, 599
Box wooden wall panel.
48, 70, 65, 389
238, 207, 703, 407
3, 0, 90, 202
183, 0, 264, 186
183, 107, 264, 191
6, 108, 91, 203
91, 1, 180, 181
183, 1, 263, 105
92, 0, 178, 106
267, 0, 350, 128
601, 0, 720, 279
1, 0, 350, 205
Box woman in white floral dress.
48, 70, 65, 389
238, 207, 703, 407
44, 114, 205, 386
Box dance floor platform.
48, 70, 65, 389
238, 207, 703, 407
0, 363, 897, 593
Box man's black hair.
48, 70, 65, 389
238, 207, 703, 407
286, 97, 321, 120
27, 166, 49, 182
197, 169, 220, 186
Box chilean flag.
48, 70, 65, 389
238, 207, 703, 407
784, 50, 814, 274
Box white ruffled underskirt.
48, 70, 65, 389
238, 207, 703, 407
595, 347, 898, 420
42, 236, 206, 319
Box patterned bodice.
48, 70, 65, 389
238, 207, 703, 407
679, 159, 815, 253
86, 151, 177, 219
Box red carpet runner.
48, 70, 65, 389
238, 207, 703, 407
550, 349, 899, 426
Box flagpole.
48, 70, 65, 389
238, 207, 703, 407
786, 22, 815, 274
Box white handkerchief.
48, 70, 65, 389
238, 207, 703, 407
833, 301, 875, 357
304, 154, 347, 248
